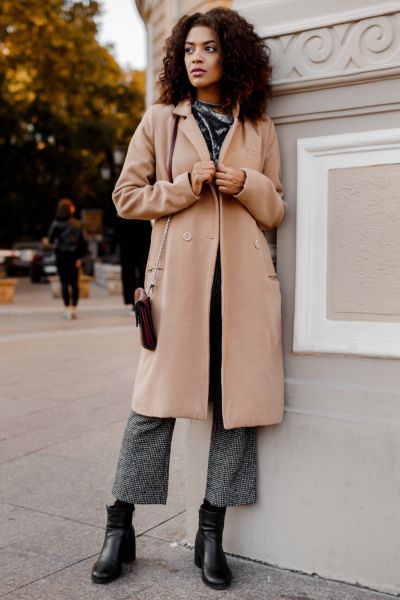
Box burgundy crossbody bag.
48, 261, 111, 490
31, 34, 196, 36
133, 115, 180, 351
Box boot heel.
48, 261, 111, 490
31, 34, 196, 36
194, 542, 202, 568
122, 538, 136, 563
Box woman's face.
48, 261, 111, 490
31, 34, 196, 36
184, 26, 223, 91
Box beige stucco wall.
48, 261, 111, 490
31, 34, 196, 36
327, 164, 400, 322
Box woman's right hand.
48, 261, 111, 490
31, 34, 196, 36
190, 160, 216, 196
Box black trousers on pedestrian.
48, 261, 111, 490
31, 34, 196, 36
112, 247, 257, 507
56, 253, 79, 307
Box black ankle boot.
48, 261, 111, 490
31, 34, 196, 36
194, 506, 232, 589
91, 503, 136, 584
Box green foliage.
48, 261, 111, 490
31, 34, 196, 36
0, 0, 145, 245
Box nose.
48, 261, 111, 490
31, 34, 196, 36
191, 48, 204, 62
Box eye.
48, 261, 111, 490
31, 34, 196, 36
206, 46, 217, 52
184, 47, 193, 54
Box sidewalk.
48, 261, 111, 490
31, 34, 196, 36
0, 279, 395, 599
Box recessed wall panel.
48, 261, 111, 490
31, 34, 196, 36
293, 127, 400, 357
327, 164, 400, 322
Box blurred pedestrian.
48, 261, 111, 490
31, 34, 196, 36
92, 6, 287, 590
116, 217, 151, 314
48, 198, 86, 320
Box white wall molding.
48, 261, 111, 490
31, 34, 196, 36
268, 12, 400, 92
284, 376, 400, 424
271, 101, 400, 126
284, 407, 400, 427
293, 127, 400, 358
234, 0, 400, 38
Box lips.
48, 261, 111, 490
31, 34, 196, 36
191, 69, 206, 74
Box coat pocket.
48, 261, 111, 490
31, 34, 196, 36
258, 235, 278, 278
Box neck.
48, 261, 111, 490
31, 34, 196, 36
196, 83, 222, 106
196, 99, 223, 107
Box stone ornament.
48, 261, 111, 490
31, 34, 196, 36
267, 13, 400, 90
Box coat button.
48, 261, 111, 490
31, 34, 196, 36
183, 232, 192, 241
254, 239, 261, 249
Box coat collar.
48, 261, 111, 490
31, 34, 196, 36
172, 97, 240, 120
172, 97, 240, 164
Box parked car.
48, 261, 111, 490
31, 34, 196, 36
5, 240, 57, 282
31, 243, 58, 282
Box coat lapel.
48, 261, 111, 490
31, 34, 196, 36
180, 114, 211, 162
172, 98, 240, 165
218, 116, 239, 166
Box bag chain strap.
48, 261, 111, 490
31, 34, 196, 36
147, 214, 171, 296
146, 114, 179, 297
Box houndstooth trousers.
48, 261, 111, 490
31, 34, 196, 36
112, 247, 257, 507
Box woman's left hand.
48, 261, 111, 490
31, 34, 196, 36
75, 259, 82, 269
215, 163, 246, 195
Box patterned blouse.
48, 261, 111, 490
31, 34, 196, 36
191, 99, 234, 166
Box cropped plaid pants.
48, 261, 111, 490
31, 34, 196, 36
112, 247, 257, 507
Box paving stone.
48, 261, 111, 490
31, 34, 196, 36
0, 503, 99, 559
142, 510, 187, 544
0, 546, 68, 596
0, 594, 31, 600
0, 502, 103, 594
0, 400, 132, 465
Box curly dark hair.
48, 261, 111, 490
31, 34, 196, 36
157, 7, 272, 123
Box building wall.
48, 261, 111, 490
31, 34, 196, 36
187, 0, 400, 594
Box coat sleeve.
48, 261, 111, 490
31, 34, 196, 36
112, 105, 201, 220
47, 221, 58, 245
76, 227, 86, 259
232, 118, 287, 230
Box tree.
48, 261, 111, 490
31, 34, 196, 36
0, 0, 145, 245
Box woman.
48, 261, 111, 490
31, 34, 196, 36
92, 7, 287, 590
48, 198, 86, 320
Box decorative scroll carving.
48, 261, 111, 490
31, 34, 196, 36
267, 13, 400, 90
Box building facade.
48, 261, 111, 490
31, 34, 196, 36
135, 0, 400, 594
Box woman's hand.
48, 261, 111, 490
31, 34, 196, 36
215, 163, 246, 195
190, 160, 216, 196
75, 259, 82, 270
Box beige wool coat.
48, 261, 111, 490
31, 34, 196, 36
112, 97, 287, 429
